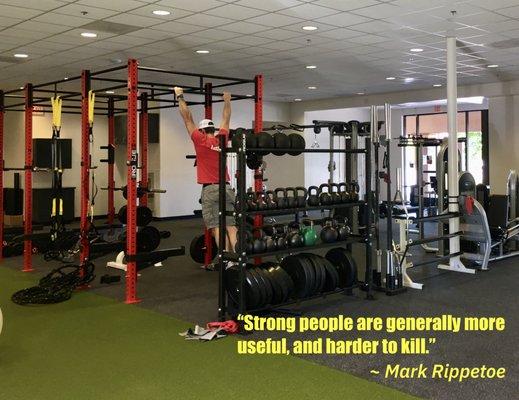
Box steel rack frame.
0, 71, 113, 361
216, 134, 373, 320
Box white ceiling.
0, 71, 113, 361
1, 0, 519, 101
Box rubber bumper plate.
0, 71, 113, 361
300, 253, 325, 295
248, 267, 267, 308
325, 248, 358, 288
280, 255, 314, 299
261, 262, 285, 305
225, 265, 261, 309
254, 266, 274, 306
189, 234, 217, 264
321, 257, 340, 292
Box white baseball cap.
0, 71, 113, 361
199, 119, 215, 130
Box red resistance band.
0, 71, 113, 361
207, 320, 240, 334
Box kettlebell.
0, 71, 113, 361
286, 222, 304, 248
307, 186, 320, 206
349, 181, 360, 202
255, 191, 268, 211
237, 229, 253, 254
252, 227, 267, 254
262, 226, 276, 252
336, 217, 351, 240
285, 187, 297, 208
318, 183, 332, 205
301, 219, 318, 246
274, 187, 289, 209
295, 186, 308, 208
265, 190, 278, 210
273, 224, 287, 250
338, 182, 351, 203
246, 191, 258, 211
330, 183, 342, 204
320, 218, 338, 243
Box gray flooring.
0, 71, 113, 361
4, 217, 518, 400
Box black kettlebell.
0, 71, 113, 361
262, 226, 276, 252
274, 187, 289, 209
286, 222, 304, 248
295, 186, 307, 208
256, 191, 268, 211
307, 186, 320, 206
336, 217, 351, 240
252, 227, 267, 254
349, 181, 360, 202
338, 182, 351, 203
265, 190, 278, 210
330, 183, 342, 204
285, 187, 297, 208
273, 224, 287, 250
246, 191, 258, 211
237, 229, 253, 254
318, 183, 332, 206
320, 218, 338, 243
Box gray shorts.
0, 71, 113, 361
201, 184, 235, 229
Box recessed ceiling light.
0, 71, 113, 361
19, 86, 24, 89
14, 53, 28, 58
302, 25, 318, 31
105, 90, 115, 94
487, 64, 499, 68
81, 32, 97, 38
246, 94, 253, 97
386, 76, 396, 80
357, 92, 365, 95
64, 77, 68, 80
404, 77, 415, 83
196, 50, 210, 54
152, 10, 171, 16
294, 98, 302, 102
410, 48, 423, 53
308, 86, 317, 90
433, 84, 442, 87
306, 65, 317, 69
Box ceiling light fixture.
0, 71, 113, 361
433, 84, 442, 87
294, 98, 302, 102
14, 53, 28, 58
19, 86, 24, 89
302, 25, 318, 31
81, 32, 97, 38
386, 76, 396, 80
106, 90, 115, 94
246, 94, 253, 97
404, 77, 415, 83
152, 10, 171, 16
487, 64, 498, 68
410, 48, 423, 52
306, 65, 317, 69
357, 92, 365, 95
196, 50, 210, 54
308, 86, 317, 90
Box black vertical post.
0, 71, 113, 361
365, 137, 374, 299
237, 132, 247, 314
218, 134, 227, 321
481, 110, 489, 186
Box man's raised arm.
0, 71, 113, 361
220, 91, 231, 132
174, 86, 196, 136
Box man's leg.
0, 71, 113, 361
227, 225, 237, 252
212, 227, 220, 248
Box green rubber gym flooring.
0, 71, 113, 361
0, 267, 417, 400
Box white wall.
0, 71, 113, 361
158, 99, 290, 217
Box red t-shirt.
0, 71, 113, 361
191, 128, 230, 184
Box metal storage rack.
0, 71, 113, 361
216, 133, 373, 320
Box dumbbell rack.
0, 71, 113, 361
217, 133, 373, 320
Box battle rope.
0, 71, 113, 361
11, 263, 95, 305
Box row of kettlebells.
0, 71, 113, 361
242, 182, 360, 212
238, 218, 351, 254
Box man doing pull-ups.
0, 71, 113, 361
174, 87, 237, 267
